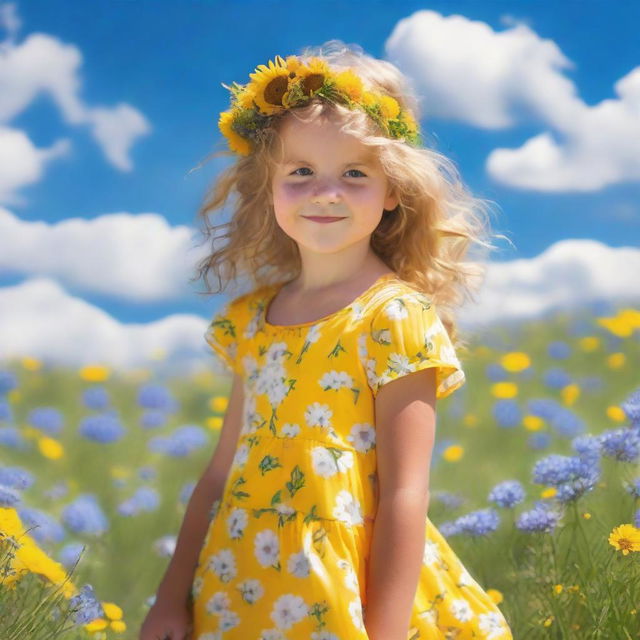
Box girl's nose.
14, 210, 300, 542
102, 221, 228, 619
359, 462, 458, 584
311, 179, 342, 205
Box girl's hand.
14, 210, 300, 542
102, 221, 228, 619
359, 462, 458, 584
138, 601, 193, 640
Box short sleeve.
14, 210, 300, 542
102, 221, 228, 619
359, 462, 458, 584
204, 298, 242, 375
360, 292, 466, 400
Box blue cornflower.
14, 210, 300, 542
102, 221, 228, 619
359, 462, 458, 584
548, 341, 571, 359
61, 494, 108, 536
527, 398, 562, 421
528, 432, 552, 450
621, 388, 640, 427
137, 384, 177, 412
485, 363, 508, 382
0, 466, 35, 490
550, 408, 586, 439
516, 504, 562, 533
131, 486, 160, 512
149, 425, 208, 458
488, 480, 525, 509
599, 427, 640, 463
28, 407, 64, 435
138, 466, 157, 481
81, 386, 110, 411
44, 482, 69, 501
532, 454, 600, 503
78, 414, 125, 443
0, 400, 12, 422
635, 508, 640, 529
117, 499, 138, 517
493, 400, 522, 429
455, 508, 500, 537
140, 410, 167, 429
572, 434, 601, 461
431, 490, 465, 510
624, 478, 640, 499
58, 542, 87, 569
543, 368, 572, 390
0, 486, 21, 507
69, 584, 104, 625
438, 520, 462, 537
18, 507, 66, 544
0, 427, 26, 449
0, 370, 18, 395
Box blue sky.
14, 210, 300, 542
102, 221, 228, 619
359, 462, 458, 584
0, 1, 638, 371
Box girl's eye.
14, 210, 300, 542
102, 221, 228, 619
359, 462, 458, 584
291, 168, 367, 178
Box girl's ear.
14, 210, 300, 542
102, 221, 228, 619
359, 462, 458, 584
384, 188, 399, 212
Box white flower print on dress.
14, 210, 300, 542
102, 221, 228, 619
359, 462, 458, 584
287, 549, 311, 578
423, 539, 441, 566
232, 442, 249, 470
207, 549, 237, 583
346, 423, 376, 453
333, 489, 364, 525
479, 611, 511, 638
219, 608, 240, 630
191, 575, 203, 599
336, 558, 360, 595
311, 631, 340, 640
458, 567, 475, 588
348, 597, 366, 631
254, 529, 280, 568
227, 507, 248, 539
237, 578, 265, 604
280, 423, 300, 437
256, 360, 289, 407
450, 597, 475, 622
205, 591, 231, 615
312, 446, 356, 477
305, 402, 334, 432
270, 594, 309, 630
318, 370, 354, 391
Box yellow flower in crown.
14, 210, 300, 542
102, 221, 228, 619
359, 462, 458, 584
217, 54, 421, 156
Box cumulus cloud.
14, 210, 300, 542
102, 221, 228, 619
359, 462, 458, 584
0, 277, 218, 373
460, 239, 640, 330
0, 208, 208, 301
386, 10, 640, 192
0, 9, 151, 203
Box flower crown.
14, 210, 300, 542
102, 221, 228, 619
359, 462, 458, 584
218, 54, 422, 156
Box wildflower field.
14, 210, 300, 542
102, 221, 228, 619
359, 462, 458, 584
1, 305, 639, 640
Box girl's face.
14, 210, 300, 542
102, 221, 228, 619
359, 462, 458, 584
270, 115, 398, 262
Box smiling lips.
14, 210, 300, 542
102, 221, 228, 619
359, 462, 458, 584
303, 216, 346, 223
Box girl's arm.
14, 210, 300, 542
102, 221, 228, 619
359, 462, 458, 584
364, 367, 437, 640
154, 373, 245, 606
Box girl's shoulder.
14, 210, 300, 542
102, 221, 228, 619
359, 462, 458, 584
361, 276, 433, 320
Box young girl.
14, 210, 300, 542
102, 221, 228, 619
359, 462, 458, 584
140, 41, 513, 640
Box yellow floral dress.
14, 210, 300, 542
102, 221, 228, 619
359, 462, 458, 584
191, 273, 512, 640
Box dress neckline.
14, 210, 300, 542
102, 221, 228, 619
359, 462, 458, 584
262, 272, 398, 330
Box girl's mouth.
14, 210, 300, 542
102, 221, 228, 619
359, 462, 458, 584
303, 216, 346, 223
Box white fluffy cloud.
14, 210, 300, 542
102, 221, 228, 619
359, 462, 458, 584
1, 240, 637, 372
386, 10, 640, 192
0, 277, 216, 373
0, 208, 207, 301
0, 18, 151, 203
460, 239, 640, 330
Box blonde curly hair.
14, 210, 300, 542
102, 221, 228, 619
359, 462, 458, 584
191, 39, 507, 353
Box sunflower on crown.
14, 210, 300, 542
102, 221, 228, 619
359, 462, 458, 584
218, 55, 421, 156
